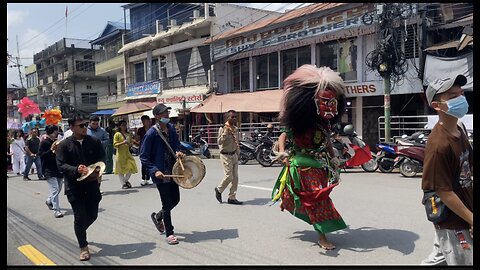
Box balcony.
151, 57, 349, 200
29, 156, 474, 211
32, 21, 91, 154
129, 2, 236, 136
97, 93, 127, 110
95, 55, 123, 76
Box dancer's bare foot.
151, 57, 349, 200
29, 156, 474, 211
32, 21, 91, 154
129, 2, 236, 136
318, 234, 336, 250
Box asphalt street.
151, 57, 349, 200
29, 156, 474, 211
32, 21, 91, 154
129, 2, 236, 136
7, 156, 436, 265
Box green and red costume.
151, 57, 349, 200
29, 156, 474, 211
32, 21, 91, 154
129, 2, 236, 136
272, 127, 347, 234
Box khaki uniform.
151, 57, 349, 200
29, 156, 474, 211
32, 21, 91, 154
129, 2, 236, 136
217, 124, 240, 200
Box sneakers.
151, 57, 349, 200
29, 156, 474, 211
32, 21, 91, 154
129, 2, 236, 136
227, 199, 243, 205
421, 253, 446, 265
23, 176, 31, 181
140, 180, 147, 186
126, 181, 132, 188
54, 211, 64, 218
214, 187, 222, 203
151, 212, 165, 234
38, 176, 47, 180
45, 200, 54, 210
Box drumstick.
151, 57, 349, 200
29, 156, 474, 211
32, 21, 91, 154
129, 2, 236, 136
177, 157, 185, 171
163, 174, 185, 178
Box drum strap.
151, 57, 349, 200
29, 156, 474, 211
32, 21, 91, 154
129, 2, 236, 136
153, 124, 177, 157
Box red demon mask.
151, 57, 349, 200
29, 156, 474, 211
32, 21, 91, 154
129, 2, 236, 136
314, 88, 338, 120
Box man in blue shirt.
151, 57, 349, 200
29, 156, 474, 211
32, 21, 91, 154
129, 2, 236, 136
140, 104, 185, 245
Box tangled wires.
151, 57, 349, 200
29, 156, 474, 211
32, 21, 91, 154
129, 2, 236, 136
365, 3, 410, 86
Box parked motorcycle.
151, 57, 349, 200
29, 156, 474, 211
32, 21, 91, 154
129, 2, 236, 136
331, 124, 378, 172
179, 129, 211, 158
239, 130, 262, 165
393, 132, 427, 177
375, 143, 398, 173
255, 131, 276, 167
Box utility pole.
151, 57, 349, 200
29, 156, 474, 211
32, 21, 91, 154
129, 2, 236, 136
16, 35, 25, 88
365, 3, 412, 143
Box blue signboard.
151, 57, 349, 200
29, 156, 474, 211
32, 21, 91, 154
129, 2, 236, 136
126, 81, 161, 97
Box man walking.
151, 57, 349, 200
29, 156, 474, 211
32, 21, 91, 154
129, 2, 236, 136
136, 115, 152, 186
38, 125, 64, 218
214, 110, 243, 205
56, 116, 106, 261
87, 116, 110, 194
422, 74, 473, 265
140, 104, 185, 245
23, 127, 45, 180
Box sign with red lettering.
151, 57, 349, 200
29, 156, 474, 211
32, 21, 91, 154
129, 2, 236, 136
344, 81, 382, 97
157, 94, 204, 104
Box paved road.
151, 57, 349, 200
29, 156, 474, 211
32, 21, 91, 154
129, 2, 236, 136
7, 157, 436, 265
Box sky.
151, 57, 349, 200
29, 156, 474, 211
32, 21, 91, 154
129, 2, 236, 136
7, 3, 312, 86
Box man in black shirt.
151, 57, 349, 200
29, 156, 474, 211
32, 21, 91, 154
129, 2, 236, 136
38, 125, 64, 218
56, 116, 105, 261
23, 127, 45, 180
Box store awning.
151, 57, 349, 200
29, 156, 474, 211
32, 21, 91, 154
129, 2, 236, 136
91, 109, 116, 115
118, 36, 154, 54
112, 101, 157, 116
190, 89, 284, 113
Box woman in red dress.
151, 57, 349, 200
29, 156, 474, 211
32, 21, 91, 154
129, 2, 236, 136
272, 65, 347, 250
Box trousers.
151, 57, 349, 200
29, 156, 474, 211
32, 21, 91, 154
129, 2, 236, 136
155, 180, 180, 237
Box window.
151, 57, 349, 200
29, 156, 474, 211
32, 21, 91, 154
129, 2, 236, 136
395, 25, 419, 59
231, 58, 250, 91
75, 60, 95, 72
160, 56, 167, 79
83, 55, 93, 60
81, 93, 97, 105
86, 85, 92, 89
256, 52, 278, 89
281, 46, 311, 81
134, 62, 145, 83
317, 39, 357, 81
151, 59, 159, 81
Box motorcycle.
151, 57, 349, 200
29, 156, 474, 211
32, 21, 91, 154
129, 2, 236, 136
239, 130, 262, 165
179, 130, 211, 158
255, 131, 276, 167
331, 124, 378, 172
375, 142, 398, 173
393, 132, 427, 177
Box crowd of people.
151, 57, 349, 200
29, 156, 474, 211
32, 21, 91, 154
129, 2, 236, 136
6, 66, 472, 265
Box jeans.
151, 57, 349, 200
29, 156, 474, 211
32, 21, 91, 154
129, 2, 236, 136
66, 184, 102, 248
46, 177, 63, 211
155, 181, 180, 237
23, 155, 43, 178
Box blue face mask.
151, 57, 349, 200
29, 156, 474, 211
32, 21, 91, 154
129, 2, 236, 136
444, 95, 469, 119
160, 117, 170, 124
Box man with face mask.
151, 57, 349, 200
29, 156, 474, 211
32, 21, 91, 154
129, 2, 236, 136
421, 74, 473, 265
140, 103, 185, 245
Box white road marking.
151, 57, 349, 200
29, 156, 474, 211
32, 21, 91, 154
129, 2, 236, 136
239, 184, 272, 191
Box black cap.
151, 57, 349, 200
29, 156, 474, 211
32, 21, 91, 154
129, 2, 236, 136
152, 103, 172, 115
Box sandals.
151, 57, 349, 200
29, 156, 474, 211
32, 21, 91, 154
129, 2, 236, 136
150, 212, 165, 233
79, 247, 90, 261
166, 235, 179, 245
318, 241, 336, 250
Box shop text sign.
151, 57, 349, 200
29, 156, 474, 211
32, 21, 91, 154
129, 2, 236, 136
344, 81, 383, 97
157, 94, 203, 104
215, 4, 374, 58
126, 81, 161, 97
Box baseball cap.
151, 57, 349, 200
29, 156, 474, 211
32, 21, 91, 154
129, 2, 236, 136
425, 74, 467, 105
152, 103, 171, 115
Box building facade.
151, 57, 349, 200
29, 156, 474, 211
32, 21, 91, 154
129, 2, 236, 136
33, 38, 112, 118
7, 84, 26, 122
203, 3, 473, 147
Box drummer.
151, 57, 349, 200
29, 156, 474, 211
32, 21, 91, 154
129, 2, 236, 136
139, 104, 185, 245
